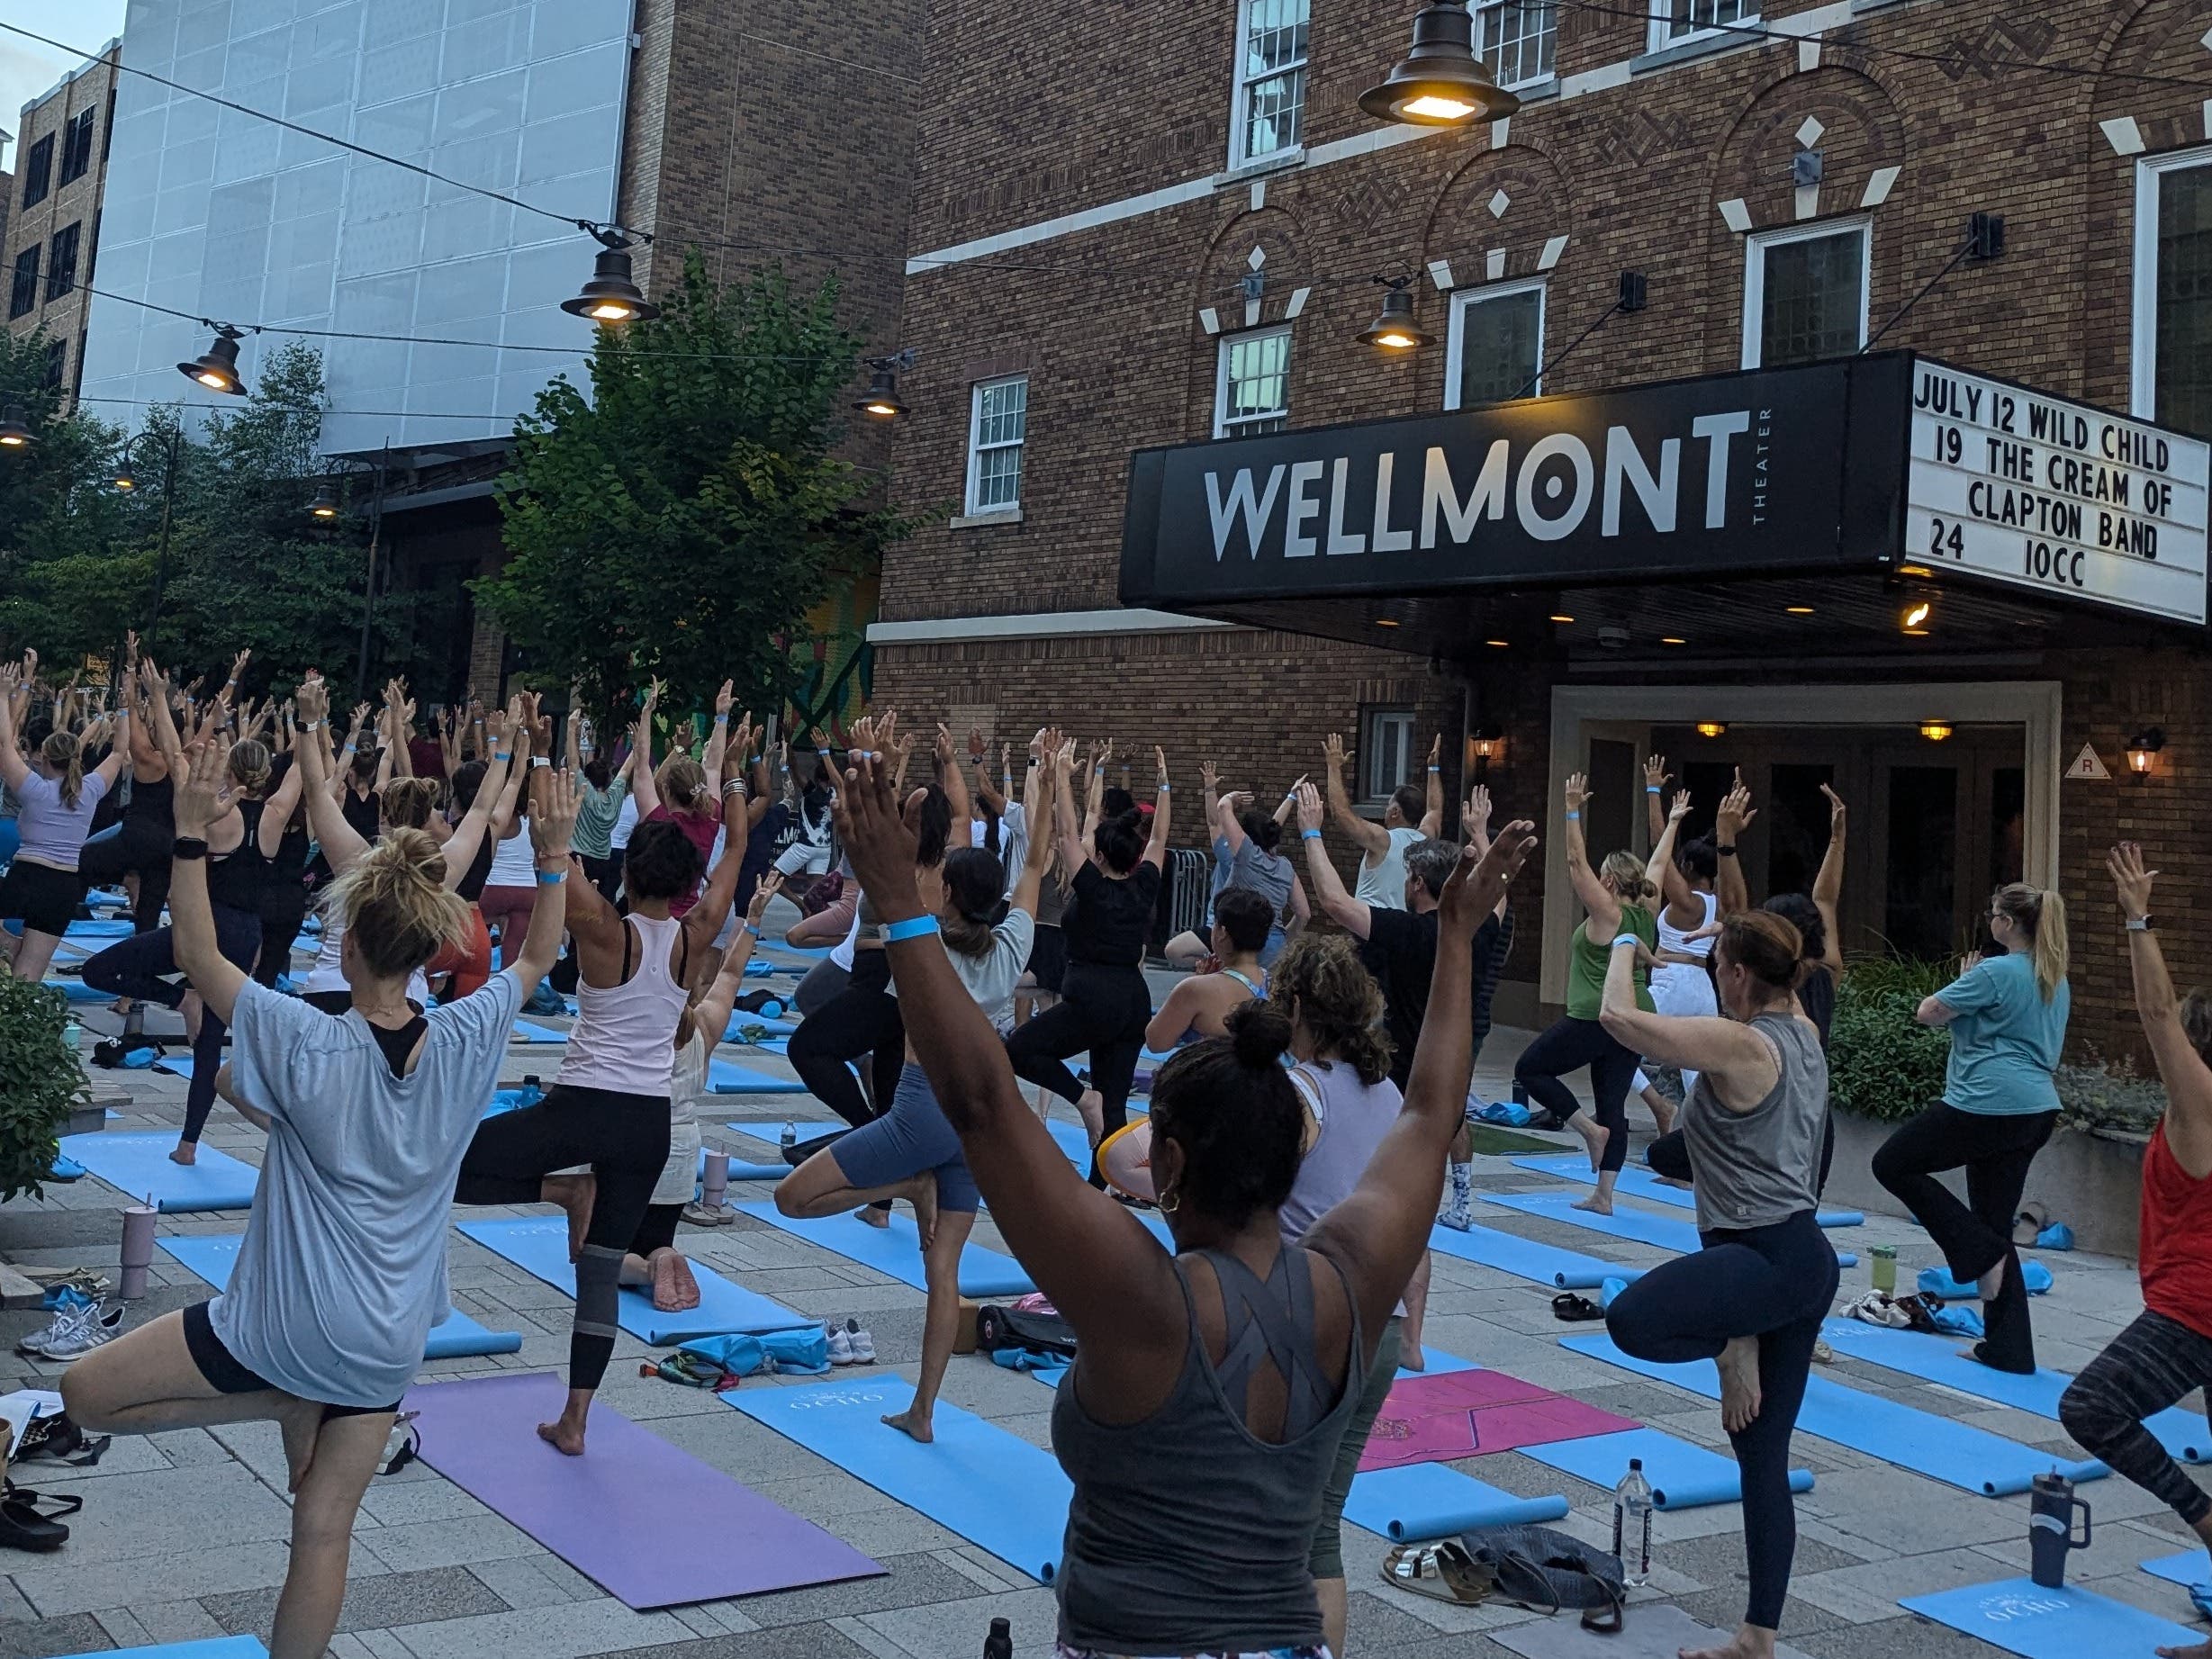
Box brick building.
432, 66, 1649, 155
873, 0, 2212, 1059
5, 41, 118, 408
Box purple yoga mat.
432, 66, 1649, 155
402, 1371, 883, 1608
1359, 1367, 1639, 1472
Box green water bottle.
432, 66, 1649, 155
1871, 1245, 1898, 1294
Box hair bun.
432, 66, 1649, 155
1225, 1000, 1294, 1069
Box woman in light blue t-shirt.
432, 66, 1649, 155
1873, 882, 2071, 1375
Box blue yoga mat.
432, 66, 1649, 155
1901, 1577, 2202, 1658
158, 1234, 521, 1359
1919, 1260, 2054, 1300
1484, 1191, 1857, 1269
40, 978, 108, 1003
511, 1020, 567, 1043
63, 918, 138, 939
1519, 1427, 1810, 1510
1819, 1318, 2209, 1462
60, 1131, 257, 1212
727, 1119, 849, 1146
458, 1216, 815, 1344
708, 1059, 805, 1095
2144, 1548, 2210, 1589
1509, 1154, 1864, 1227
55, 1642, 268, 1659
722, 1377, 1071, 1582
1425, 1220, 1630, 1290
725, 1014, 799, 1041
1559, 1334, 2106, 1497
1343, 1463, 1569, 1541
695, 1145, 790, 1182
736, 1202, 1035, 1297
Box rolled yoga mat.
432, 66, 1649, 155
1819, 1317, 2208, 1461
1422, 1219, 1630, 1291
158, 1234, 522, 1359
1559, 1333, 2107, 1498
707, 1059, 807, 1095
1342, 1463, 1569, 1541
40, 978, 110, 1003
406, 1370, 883, 1609
1901, 1576, 2202, 1659
1508, 1153, 1864, 1227
1518, 1426, 1812, 1510
1484, 1190, 1857, 1268
457, 1216, 817, 1343
722, 1376, 1071, 1582
736, 1202, 1035, 1298
60, 1131, 257, 1212
61, 918, 138, 939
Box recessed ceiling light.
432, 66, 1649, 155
1660, 636, 1686, 645
1548, 614, 1575, 624
1376, 618, 1401, 628
1485, 638, 1511, 648
1900, 564, 1935, 578
1786, 606, 1814, 616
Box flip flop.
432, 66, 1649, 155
1551, 1293, 1604, 1323
0, 1483, 79, 1552
1380, 1541, 1496, 1606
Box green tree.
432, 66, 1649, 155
476, 255, 915, 726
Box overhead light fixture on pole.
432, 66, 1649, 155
1358, 276, 1432, 352
854, 350, 916, 419
1359, 3, 1521, 127
0, 405, 33, 447
564, 227, 659, 324
305, 482, 342, 519
176, 326, 249, 394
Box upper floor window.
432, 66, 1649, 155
2133, 148, 2212, 439
8, 248, 38, 321
965, 375, 1028, 515
41, 339, 66, 393
1215, 326, 1293, 438
47, 223, 81, 302
59, 107, 96, 185
1475, 1, 1557, 90
1231, 0, 1310, 168
1742, 218, 1869, 369
1447, 279, 1546, 409
1360, 708, 1417, 804
21, 135, 54, 209
1651, 0, 1756, 51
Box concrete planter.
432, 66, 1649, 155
1825, 1108, 2147, 1260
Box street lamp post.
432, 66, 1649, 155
115, 428, 186, 654
305, 448, 392, 705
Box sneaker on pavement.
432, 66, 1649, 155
39, 1304, 122, 1363
825, 1320, 856, 1366
845, 1319, 875, 1364
1435, 1195, 1475, 1231
15, 1293, 91, 1357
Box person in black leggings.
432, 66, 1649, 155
1600, 911, 1837, 1659
83, 734, 301, 1161
1005, 739, 1170, 1184
251, 754, 313, 989
76, 663, 174, 937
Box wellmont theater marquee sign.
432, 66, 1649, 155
1119, 351, 2210, 630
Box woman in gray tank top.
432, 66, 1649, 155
1596, 911, 1838, 1659
835, 751, 1539, 1659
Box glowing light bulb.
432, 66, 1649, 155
1403, 94, 1478, 120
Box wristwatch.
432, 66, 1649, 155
173, 837, 209, 861
2127, 915, 2155, 933
1716, 844, 1738, 859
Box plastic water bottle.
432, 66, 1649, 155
1612, 1457, 1653, 1587
781, 1122, 797, 1154
983, 1617, 1013, 1659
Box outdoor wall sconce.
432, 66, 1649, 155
1919, 723, 1954, 743
1695, 722, 1728, 739
1468, 726, 1504, 782
2128, 727, 2166, 776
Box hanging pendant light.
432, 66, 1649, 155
1358, 278, 1432, 351
305, 482, 342, 519
113, 465, 136, 490
176, 327, 248, 394
853, 358, 909, 419
0, 405, 32, 447
1359, 2, 1521, 127
564, 236, 658, 324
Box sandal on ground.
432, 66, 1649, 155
1380, 1540, 1496, 1607
1551, 1293, 1604, 1323
0, 1483, 79, 1552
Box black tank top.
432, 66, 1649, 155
268, 814, 311, 883
205, 800, 272, 911
123, 771, 173, 824
341, 786, 381, 842
457, 833, 495, 903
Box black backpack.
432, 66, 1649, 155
974, 1303, 1076, 1360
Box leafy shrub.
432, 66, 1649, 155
2056, 1046, 2166, 1138
1827, 954, 1951, 1123
0, 979, 89, 1203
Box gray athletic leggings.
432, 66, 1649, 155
2060, 1309, 2212, 1528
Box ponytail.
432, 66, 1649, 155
41, 732, 84, 811
1991, 882, 2069, 1002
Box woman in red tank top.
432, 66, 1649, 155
2058, 844, 2212, 1659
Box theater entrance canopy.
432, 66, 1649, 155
1117, 352, 2210, 662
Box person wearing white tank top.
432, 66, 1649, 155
1637, 757, 1726, 1132
453, 805, 750, 1457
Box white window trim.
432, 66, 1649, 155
1647, 0, 1760, 56
1359, 708, 1419, 806
1228, 0, 1310, 172
1214, 323, 1293, 439
2131, 146, 2212, 420
1740, 215, 1871, 370
1444, 277, 1547, 410
963, 374, 1027, 517
1473, 1, 1559, 94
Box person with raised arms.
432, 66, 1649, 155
834, 739, 1537, 1659
63, 735, 575, 1659
0, 657, 129, 985
1320, 729, 1443, 913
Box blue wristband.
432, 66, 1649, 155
1302, 828, 1323, 840
536, 870, 566, 887
1565, 810, 1580, 821
1646, 786, 1661, 794
880, 915, 941, 943
1611, 933, 1642, 951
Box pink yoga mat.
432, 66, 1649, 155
1359, 1368, 1639, 1472
402, 1371, 883, 1608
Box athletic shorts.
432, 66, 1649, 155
0, 859, 86, 938
832, 1063, 979, 1213
182, 1302, 399, 1419
630, 1203, 682, 1258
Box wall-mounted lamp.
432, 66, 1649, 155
2127, 726, 2166, 776
1695, 722, 1728, 740
1468, 725, 1504, 782
1901, 599, 1933, 636
1919, 722, 1954, 743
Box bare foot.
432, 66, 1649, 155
275, 1395, 323, 1492
1077, 1089, 1106, 1147
1576, 1120, 1610, 1175
2155, 1642, 2212, 1659
540, 1174, 597, 1261
1398, 1345, 1427, 1374
651, 1251, 700, 1312
1716, 1336, 1764, 1435
881, 1405, 934, 1444
536, 1416, 587, 1456
1681, 1624, 1776, 1659
1976, 1258, 2007, 1300
180, 989, 203, 1044
858, 1204, 890, 1229
906, 1175, 939, 1249
1571, 1191, 1615, 1215
1648, 1094, 1678, 1139
1656, 1175, 1696, 1190
169, 1141, 197, 1166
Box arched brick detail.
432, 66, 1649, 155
1187, 205, 1311, 438
1421, 140, 1575, 293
